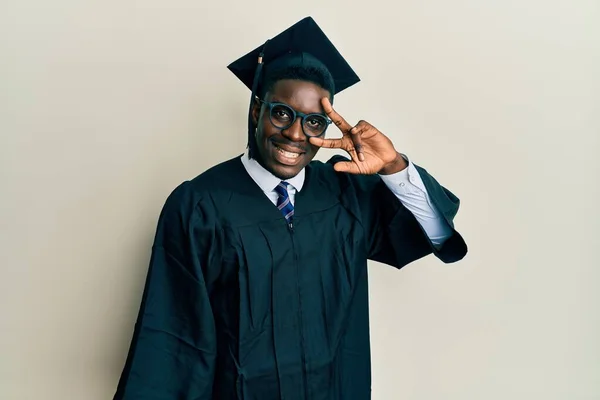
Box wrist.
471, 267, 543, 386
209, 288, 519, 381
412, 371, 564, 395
379, 152, 408, 175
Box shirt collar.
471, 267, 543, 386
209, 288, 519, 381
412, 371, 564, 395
240, 150, 305, 193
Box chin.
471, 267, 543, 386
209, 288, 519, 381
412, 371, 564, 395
268, 163, 301, 180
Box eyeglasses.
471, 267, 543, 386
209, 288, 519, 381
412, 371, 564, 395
259, 100, 332, 137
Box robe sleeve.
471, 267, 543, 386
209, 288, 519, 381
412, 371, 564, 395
328, 156, 468, 269
114, 182, 218, 399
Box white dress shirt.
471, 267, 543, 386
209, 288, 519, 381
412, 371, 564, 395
240, 151, 452, 247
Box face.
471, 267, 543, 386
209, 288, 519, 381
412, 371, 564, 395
252, 79, 331, 180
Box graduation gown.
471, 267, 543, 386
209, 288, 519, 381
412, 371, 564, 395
114, 155, 467, 400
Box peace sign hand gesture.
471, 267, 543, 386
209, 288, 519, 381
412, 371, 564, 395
309, 98, 407, 175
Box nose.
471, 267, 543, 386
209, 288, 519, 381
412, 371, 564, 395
281, 117, 305, 142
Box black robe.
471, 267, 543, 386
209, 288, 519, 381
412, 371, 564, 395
114, 155, 467, 400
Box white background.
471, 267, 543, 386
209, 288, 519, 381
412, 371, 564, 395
1, 1, 599, 399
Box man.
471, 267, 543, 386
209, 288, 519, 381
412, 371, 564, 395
114, 16, 467, 400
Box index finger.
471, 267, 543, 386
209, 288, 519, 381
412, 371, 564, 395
322, 98, 352, 133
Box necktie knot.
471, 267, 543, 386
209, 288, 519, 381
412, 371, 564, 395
274, 181, 294, 224
274, 181, 289, 198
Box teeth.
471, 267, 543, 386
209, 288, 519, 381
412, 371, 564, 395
276, 146, 300, 159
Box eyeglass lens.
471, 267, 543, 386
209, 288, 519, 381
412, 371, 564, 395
270, 104, 328, 137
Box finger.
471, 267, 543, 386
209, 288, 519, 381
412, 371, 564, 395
349, 121, 369, 162
333, 161, 361, 174
321, 98, 353, 133
310, 135, 359, 164
309, 136, 344, 149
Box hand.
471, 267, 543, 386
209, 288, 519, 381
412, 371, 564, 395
309, 98, 407, 175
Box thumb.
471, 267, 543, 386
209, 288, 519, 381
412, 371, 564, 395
333, 161, 359, 174
309, 136, 344, 149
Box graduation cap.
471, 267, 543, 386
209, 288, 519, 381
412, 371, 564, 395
227, 16, 360, 155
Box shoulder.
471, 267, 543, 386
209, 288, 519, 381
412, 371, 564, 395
170, 155, 243, 202
159, 156, 244, 228
188, 155, 244, 193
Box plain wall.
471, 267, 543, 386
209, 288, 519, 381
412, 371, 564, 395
1, 1, 599, 399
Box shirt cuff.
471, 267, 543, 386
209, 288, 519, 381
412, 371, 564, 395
378, 155, 428, 196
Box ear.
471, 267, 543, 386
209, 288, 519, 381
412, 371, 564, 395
251, 97, 261, 127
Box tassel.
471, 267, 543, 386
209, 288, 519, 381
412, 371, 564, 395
247, 40, 270, 159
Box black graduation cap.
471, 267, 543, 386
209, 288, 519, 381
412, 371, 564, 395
228, 16, 360, 95
227, 16, 360, 155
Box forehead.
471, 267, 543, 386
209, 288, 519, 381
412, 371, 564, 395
267, 79, 329, 112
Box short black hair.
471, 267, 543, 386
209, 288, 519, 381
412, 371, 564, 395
258, 65, 335, 100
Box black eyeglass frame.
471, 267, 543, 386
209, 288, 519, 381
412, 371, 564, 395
259, 99, 332, 137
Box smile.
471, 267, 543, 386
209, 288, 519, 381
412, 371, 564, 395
274, 144, 303, 159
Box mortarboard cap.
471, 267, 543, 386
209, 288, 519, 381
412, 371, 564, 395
227, 16, 360, 95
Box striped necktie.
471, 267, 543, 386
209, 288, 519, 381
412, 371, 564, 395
274, 181, 294, 225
